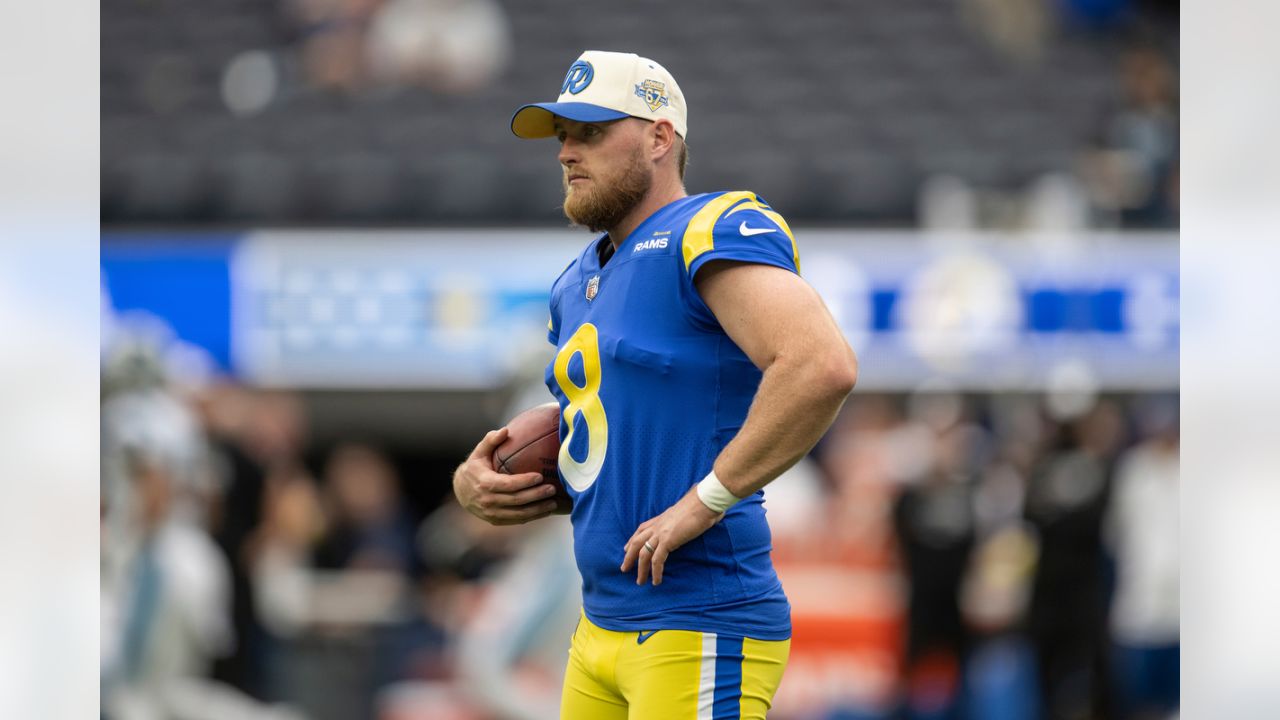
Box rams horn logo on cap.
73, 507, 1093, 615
635, 79, 669, 113
562, 61, 594, 95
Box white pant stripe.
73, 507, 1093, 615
697, 632, 717, 720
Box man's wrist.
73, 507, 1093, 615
451, 463, 468, 499
695, 470, 742, 514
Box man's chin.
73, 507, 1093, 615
563, 194, 592, 225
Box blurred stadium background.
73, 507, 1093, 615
100, 1, 1178, 719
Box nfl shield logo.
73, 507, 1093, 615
585, 275, 600, 301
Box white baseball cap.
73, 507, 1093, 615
511, 50, 688, 140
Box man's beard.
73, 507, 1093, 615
562, 147, 652, 233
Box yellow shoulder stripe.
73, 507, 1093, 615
683, 192, 801, 274
681, 191, 757, 272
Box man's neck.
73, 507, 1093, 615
606, 178, 687, 249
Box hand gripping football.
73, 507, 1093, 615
492, 402, 572, 514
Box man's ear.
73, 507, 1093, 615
650, 119, 677, 162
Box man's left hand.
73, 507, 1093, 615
621, 487, 724, 585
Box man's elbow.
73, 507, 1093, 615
819, 344, 859, 398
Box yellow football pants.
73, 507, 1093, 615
560, 610, 790, 720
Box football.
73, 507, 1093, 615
493, 402, 571, 513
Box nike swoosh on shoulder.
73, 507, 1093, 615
637, 630, 659, 644
738, 221, 776, 236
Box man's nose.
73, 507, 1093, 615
558, 138, 581, 166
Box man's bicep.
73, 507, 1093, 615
694, 260, 836, 371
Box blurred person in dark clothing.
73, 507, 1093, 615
1080, 45, 1179, 227
1024, 399, 1127, 720
244, 447, 419, 720
1105, 397, 1178, 719
314, 443, 417, 574
893, 420, 986, 719
198, 387, 311, 701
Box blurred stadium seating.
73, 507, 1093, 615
102, 0, 1175, 226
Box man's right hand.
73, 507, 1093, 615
453, 427, 560, 525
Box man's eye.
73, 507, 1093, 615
584, 126, 600, 136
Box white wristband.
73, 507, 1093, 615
695, 470, 741, 514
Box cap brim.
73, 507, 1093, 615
510, 102, 631, 139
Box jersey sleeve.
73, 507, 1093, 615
681, 191, 801, 280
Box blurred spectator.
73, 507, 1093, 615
283, 0, 510, 94
1080, 45, 1180, 227
244, 442, 418, 634
366, 0, 511, 92
199, 387, 311, 701
100, 339, 230, 707
246, 391, 312, 470
102, 447, 304, 719
964, 449, 1038, 636
314, 443, 417, 574
100, 438, 311, 719
102, 340, 213, 537
959, 523, 1041, 720
284, 0, 385, 93
961, 0, 1053, 64
918, 175, 980, 231
1105, 396, 1179, 718
247, 463, 327, 639
102, 450, 235, 716
892, 414, 984, 720
961, 415, 1043, 720
1024, 399, 1126, 720
819, 394, 908, 565
101, 325, 312, 719
246, 445, 415, 720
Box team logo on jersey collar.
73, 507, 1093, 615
585, 275, 600, 301
635, 79, 669, 112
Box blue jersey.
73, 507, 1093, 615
544, 190, 800, 641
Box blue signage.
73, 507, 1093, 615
101, 230, 1178, 390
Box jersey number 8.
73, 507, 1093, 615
553, 323, 609, 491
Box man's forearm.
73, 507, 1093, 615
709, 352, 855, 499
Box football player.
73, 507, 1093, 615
453, 50, 858, 719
